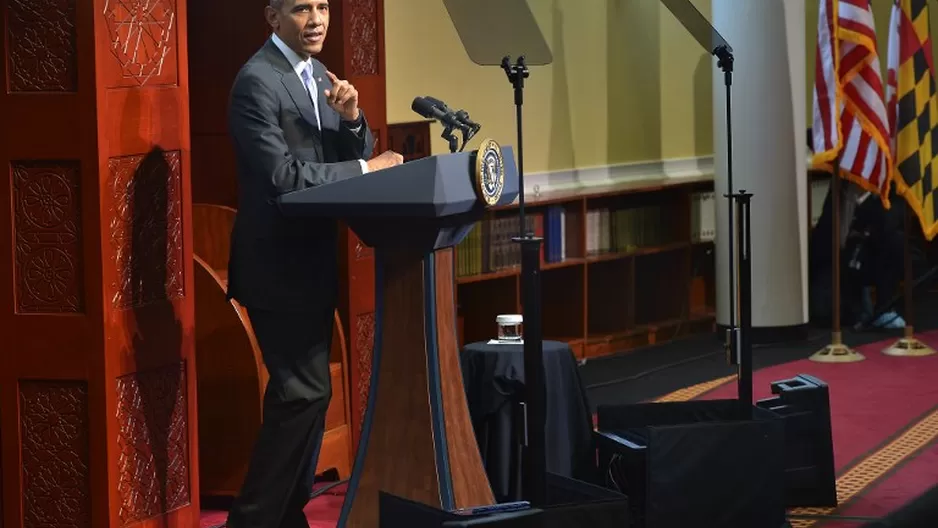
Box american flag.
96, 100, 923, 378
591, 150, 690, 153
812, 0, 893, 205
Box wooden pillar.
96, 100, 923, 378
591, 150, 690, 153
0, 1, 198, 527
318, 0, 387, 448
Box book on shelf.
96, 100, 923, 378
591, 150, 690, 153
690, 191, 716, 243
544, 205, 580, 263
455, 213, 544, 278
585, 204, 673, 255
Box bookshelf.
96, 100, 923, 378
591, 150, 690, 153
455, 177, 718, 360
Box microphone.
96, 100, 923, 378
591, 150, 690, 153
412, 95, 482, 153
424, 96, 481, 132
411, 96, 465, 131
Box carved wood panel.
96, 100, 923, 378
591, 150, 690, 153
348, 0, 379, 76
6, 0, 79, 92
115, 362, 190, 525
12, 161, 84, 314
107, 150, 184, 310
2, 0, 194, 526
354, 312, 376, 434
102, 0, 178, 87
20, 381, 91, 528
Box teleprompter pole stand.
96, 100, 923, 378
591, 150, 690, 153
503, 54, 548, 506
733, 190, 754, 416
714, 44, 741, 368
811, 158, 865, 362
882, 205, 937, 357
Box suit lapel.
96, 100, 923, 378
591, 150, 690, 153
280, 71, 320, 130
263, 39, 320, 130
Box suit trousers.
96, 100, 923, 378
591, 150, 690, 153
226, 304, 334, 528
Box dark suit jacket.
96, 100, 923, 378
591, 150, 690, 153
227, 38, 375, 313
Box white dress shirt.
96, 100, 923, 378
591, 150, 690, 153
271, 33, 369, 175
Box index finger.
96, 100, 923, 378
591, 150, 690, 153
326, 70, 339, 83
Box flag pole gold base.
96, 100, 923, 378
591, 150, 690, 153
810, 331, 865, 363
882, 326, 937, 357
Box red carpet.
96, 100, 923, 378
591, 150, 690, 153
697, 331, 938, 526
198, 331, 938, 527
821, 440, 938, 527
698, 333, 938, 474
199, 483, 346, 528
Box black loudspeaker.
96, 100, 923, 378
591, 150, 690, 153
595, 399, 786, 528
378, 473, 629, 528
756, 374, 837, 507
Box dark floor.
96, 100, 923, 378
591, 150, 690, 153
579, 292, 938, 410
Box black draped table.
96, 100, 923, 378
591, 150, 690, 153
460, 340, 594, 503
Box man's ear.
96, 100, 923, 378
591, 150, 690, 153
264, 6, 279, 30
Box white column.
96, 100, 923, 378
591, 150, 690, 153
712, 0, 809, 339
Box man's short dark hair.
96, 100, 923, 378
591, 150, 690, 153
269, 0, 285, 9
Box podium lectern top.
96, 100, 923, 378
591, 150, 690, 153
276, 147, 519, 252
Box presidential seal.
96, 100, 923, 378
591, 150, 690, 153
474, 138, 505, 206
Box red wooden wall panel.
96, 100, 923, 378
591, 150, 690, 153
1, 0, 198, 526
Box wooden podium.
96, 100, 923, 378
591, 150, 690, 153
0, 2, 198, 527
278, 148, 519, 527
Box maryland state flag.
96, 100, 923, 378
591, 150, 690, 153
887, 0, 938, 240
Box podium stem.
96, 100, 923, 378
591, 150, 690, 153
518, 236, 546, 506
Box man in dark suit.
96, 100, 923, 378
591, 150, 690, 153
225, 1, 402, 526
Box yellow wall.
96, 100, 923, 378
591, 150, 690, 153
385, 1, 936, 175
385, 0, 712, 174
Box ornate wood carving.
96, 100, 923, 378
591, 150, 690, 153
2, 0, 194, 525
102, 0, 177, 86
355, 312, 375, 432
12, 161, 84, 314
115, 362, 190, 525
107, 150, 184, 310
20, 381, 91, 528
348, 0, 379, 76
6, 0, 79, 92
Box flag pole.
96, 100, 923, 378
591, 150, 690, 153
883, 205, 936, 356
811, 158, 865, 362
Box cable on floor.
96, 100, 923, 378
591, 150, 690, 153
309, 478, 348, 500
